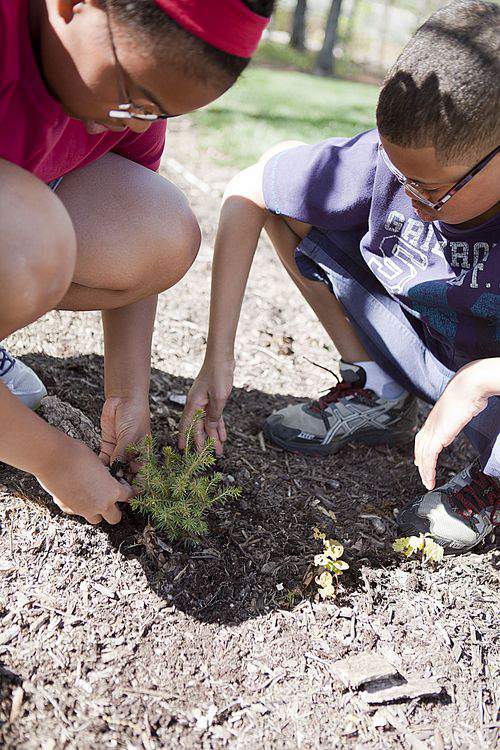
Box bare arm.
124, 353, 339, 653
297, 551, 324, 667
415, 358, 500, 489
0, 383, 132, 523
178, 160, 269, 453
99, 295, 157, 465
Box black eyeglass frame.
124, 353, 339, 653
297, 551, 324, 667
105, 6, 169, 122
378, 142, 500, 212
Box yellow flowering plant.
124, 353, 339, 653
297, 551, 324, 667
393, 532, 444, 563
312, 527, 350, 599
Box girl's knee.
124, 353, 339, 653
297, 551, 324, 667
147, 192, 201, 293
0, 167, 76, 315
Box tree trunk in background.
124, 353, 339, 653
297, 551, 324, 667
377, 0, 392, 69
343, 0, 360, 53
315, 0, 344, 76
290, 0, 308, 51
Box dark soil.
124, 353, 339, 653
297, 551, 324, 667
0, 119, 498, 750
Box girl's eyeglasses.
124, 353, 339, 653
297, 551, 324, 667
105, 6, 169, 122
378, 142, 499, 212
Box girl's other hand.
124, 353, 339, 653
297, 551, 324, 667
99, 395, 151, 473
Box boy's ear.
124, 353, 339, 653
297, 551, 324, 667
56, 0, 87, 24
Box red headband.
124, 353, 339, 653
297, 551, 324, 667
154, 0, 269, 57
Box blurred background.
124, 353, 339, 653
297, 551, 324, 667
185, 0, 498, 169
262, 0, 447, 82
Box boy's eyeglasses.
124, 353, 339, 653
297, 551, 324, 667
378, 143, 499, 212
105, 6, 168, 122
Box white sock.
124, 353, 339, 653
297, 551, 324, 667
354, 360, 405, 400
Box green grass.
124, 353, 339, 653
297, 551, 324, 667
190, 66, 378, 168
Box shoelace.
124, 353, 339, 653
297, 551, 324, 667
304, 358, 372, 413
454, 467, 500, 525
0, 347, 15, 377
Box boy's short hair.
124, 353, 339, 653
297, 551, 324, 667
376, 0, 500, 164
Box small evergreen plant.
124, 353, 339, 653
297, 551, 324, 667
131, 410, 241, 540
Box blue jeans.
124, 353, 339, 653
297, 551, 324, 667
296, 228, 500, 479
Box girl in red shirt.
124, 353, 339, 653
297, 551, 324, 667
0, 0, 272, 524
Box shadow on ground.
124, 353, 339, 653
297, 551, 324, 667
1, 353, 488, 626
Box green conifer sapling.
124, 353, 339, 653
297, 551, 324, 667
131, 410, 241, 540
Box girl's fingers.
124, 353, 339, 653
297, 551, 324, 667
101, 505, 122, 525
99, 450, 111, 466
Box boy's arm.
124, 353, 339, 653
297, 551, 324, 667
178, 161, 269, 454
414, 358, 500, 489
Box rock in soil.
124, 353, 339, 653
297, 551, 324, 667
38, 395, 100, 451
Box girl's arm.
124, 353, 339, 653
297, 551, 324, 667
178, 160, 269, 454
0, 382, 132, 523
414, 358, 500, 489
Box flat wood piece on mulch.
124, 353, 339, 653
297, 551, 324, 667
359, 676, 442, 704
332, 651, 399, 688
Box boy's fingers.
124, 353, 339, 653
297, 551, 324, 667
205, 419, 223, 456
420, 445, 440, 490
218, 418, 227, 444
178, 402, 193, 433
86, 514, 103, 525
194, 418, 207, 451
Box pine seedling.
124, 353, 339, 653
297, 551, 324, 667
130, 410, 241, 541
312, 527, 349, 599
393, 533, 444, 564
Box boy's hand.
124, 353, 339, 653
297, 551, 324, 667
414, 365, 492, 490
37, 440, 134, 524
178, 358, 235, 456
99, 396, 151, 471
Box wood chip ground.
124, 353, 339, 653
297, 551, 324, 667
1, 120, 498, 749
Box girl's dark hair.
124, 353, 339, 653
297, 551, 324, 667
106, 1, 275, 84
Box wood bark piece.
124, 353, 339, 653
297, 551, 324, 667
38, 396, 100, 452
332, 652, 399, 688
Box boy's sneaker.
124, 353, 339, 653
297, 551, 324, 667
0, 347, 47, 410
397, 461, 499, 553
263, 360, 418, 456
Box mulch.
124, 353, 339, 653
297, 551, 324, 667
0, 119, 498, 750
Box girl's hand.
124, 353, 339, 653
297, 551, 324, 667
99, 396, 151, 471
414, 366, 492, 490
37, 439, 134, 525
178, 358, 235, 456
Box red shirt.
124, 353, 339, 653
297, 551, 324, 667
0, 0, 166, 182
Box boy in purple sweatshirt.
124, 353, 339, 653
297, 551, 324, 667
181, 0, 499, 553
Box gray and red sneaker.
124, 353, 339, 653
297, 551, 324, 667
398, 461, 499, 553
263, 361, 418, 456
